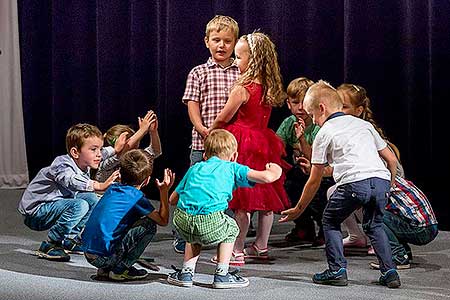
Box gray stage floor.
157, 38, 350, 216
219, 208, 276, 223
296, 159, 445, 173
1, 189, 449, 300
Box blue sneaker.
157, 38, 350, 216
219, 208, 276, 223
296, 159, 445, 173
62, 238, 84, 255
379, 269, 401, 288
213, 269, 249, 289
36, 240, 70, 262
167, 265, 193, 287
172, 237, 186, 254
109, 266, 148, 281
312, 268, 348, 286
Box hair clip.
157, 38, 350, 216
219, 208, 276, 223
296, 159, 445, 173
352, 84, 361, 92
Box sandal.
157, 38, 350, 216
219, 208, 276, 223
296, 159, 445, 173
210, 251, 245, 266
243, 244, 269, 259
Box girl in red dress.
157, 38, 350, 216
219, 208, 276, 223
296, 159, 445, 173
210, 32, 289, 265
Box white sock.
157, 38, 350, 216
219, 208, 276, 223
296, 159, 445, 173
182, 261, 196, 275
215, 263, 229, 276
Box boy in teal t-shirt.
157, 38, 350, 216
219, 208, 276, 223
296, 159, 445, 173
167, 129, 282, 289
276, 77, 333, 246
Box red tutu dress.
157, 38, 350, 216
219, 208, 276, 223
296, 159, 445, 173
225, 82, 290, 212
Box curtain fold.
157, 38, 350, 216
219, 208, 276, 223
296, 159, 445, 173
0, 0, 29, 188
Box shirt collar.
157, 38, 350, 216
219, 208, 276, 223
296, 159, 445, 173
206, 57, 238, 70
325, 111, 345, 123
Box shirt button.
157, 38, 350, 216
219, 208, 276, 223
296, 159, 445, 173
224, 88, 228, 92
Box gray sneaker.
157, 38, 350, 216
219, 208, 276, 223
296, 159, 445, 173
213, 269, 249, 289
379, 269, 401, 288
167, 265, 193, 287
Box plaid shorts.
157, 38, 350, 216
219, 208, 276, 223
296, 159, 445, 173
173, 208, 239, 245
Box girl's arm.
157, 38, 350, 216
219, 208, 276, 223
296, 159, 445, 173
148, 113, 162, 157
210, 85, 249, 130
126, 111, 153, 150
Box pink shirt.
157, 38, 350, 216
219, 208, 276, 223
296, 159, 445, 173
182, 58, 239, 150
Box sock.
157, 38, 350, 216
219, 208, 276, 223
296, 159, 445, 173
182, 260, 196, 275
215, 263, 229, 276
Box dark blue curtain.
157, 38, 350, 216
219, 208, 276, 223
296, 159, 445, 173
18, 1, 450, 229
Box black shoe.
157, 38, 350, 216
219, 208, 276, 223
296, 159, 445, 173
36, 241, 70, 262
62, 238, 84, 255
312, 268, 348, 286
109, 266, 148, 281
379, 269, 401, 288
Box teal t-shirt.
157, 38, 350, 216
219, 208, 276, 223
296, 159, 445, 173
175, 156, 255, 215
276, 115, 320, 148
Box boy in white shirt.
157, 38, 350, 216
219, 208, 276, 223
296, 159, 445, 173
280, 80, 401, 288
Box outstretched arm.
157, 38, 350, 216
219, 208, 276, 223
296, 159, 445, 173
148, 112, 162, 157
247, 163, 282, 183
187, 101, 209, 138
147, 168, 175, 226
210, 85, 249, 130
279, 164, 324, 223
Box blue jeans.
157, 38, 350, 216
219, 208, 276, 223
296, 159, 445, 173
383, 210, 438, 262
24, 192, 99, 242
85, 217, 156, 271
323, 178, 395, 273
190, 149, 204, 165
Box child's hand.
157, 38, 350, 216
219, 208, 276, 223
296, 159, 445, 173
265, 162, 282, 179
114, 132, 129, 154
155, 168, 175, 191
199, 126, 209, 138
279, 207, 302, 223
138, 111, 153, 132
294, 119, 306, 139
94, 169, 120, 191
296, 156, 311, 175
148, 111, 158, 132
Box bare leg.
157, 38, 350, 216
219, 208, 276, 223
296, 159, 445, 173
342, 209, 367, 247
183, 242, 202, 268
254, 210, 273, 249
233, 210, 250, 252
216, 242, 234, 264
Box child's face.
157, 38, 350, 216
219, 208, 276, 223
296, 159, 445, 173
234, 39, 250, 74
338, 90, 363, 117
205, 29, 236, 66
71, 136, 103, 171
287, 97, 310, 121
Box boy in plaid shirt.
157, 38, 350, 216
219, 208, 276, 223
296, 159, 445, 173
167, 129, 282, 289
174, 15, 240, 253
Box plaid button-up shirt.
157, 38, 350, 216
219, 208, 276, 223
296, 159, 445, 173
182, 58, 239, 150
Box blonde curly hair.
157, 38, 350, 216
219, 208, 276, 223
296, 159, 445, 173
235, 32, 284, 107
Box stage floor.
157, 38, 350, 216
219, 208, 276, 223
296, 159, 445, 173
1, 189, 449, 300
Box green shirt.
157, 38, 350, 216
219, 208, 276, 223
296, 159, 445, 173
276, 115, 320, 148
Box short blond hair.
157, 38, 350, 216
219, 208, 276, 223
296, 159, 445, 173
304, 80, 342, 111
204, 129, 237, 159
205, 15, 239, 41
286, 77, 314, 101
66, 123, 103, 154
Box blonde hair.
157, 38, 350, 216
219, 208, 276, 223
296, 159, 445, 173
287, 77, 314, 101
336, 83, 400, 158
104, 124, 135, 147
204, 129, 237, 159
236, 32, 284, 107
66, 123, 103, 154
304, 80, 342, 111
120, 149, 153, 186
205, 15, 239, 41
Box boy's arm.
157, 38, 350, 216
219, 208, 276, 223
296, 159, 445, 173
187, 101, 208, 138
379, 146, 398, 186
210, 86, 249, 130
92, 170, 120, 191
169, 190, 179, 205
247, 163, 282, 183
279, 164, 324, 222
147, 168, 175, 226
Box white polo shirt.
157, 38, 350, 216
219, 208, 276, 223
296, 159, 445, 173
311, 114, 390, 186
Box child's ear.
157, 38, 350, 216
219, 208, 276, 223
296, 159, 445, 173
70, 147, 80, 159
204, 36, 209, 48
231, 152, 238, 162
